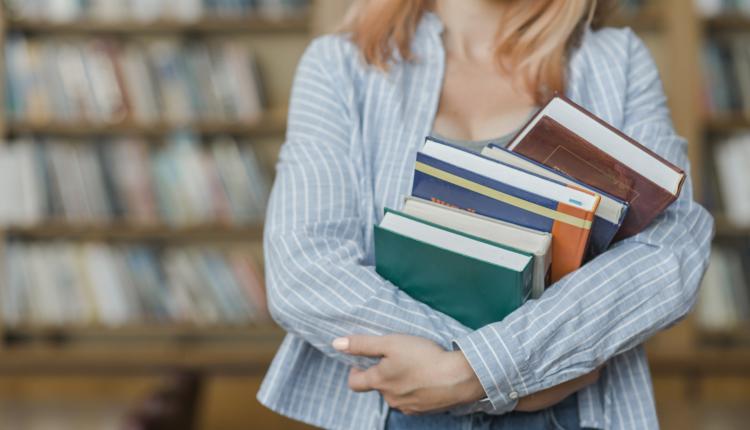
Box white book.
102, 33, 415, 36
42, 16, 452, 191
83, 42, 126, 123
715, 135, 750, 227
3, 246, 27, 326
164, 249, 222, 325
403, 196, 552, 299
88, 0, 128, 21
47, 244, 84, 325
147, 40, 194, 124
74, 145, 110, 222
56, 42, 99, 122
0, 146, 22, 225
169, 0, 203, 22
18, 141, 46, 225
222, 43, 263, 122
47, 0, 83, 22
131, 0, 164, 22
380, 211, 532, 272
421, 138, 600, 212
120, 44, 161, 123
173, 137, 214, 224
240, 143, 270, 220
28, 244, 64, 326
211, 138, 257, 222
81, 244, 131, 326
507, 97, 685, 195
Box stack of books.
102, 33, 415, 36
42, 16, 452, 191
0, 135, 270, 227
5, 36, 265, 125
375, 95, 685, 329
3, 0, 310, 22
2, 243, 268, 327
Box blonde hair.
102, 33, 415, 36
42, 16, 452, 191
341, 0, 615, 104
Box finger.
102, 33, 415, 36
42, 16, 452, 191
333, 335, 390, 357
348, 367, 378, 392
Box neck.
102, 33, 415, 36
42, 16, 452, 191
434, 0, 507, 61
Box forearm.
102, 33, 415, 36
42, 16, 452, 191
453, 194, 713, 413
265, 228, 471, 368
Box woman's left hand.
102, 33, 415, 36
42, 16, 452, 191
332, 334, 485, 415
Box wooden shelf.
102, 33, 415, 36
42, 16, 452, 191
5, 223, 264, 242
4, 324, 279, 342
712, 214, 750, 237
0, 326, 286, 373
5, 16, 310, 34
7, 108, 288, 138
698, 325, 750, 345
605, 9, 664, 31
705, 115, 750, 134
648, 347, 750, 375
704, 15, 750, 31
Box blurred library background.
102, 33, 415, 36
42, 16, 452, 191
0, 0, 747, 429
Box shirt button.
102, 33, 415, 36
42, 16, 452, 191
509, 391, 519, 400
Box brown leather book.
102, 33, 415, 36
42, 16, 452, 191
507, 95, 685, 240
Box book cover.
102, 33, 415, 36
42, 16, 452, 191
482, 143, 628, 258
375, 209, 533, 329
402, 196, 551, 299
507, 95, 686, 240
412, 144, 598, 283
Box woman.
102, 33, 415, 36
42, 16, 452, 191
257, 1, 714, 429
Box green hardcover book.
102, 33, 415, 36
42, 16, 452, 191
374, 209, 534, 329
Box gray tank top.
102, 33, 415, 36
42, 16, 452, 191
431, 108, 538, 154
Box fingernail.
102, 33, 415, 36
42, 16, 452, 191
332, 337, 349, 351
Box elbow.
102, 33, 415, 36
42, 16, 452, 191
267, 290, 291, 330
265, 278, 300, 332
674, 205, 715, 320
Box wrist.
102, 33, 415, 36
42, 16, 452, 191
446, 350, 486, 404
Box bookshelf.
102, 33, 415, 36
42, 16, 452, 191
0, 2, 318, 427
3, 223, 264, 242
606, 4, 750, 427
5, 17, 311, 34
0, 0, 746, 428
0, 4, 320, 428
6, 107, 288, 138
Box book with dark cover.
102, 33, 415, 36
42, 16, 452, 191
482, 143, 628, 258
507, 95, 685, 239
412, 138, 600, 283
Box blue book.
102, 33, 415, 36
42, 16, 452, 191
411, 138, 601, 283
481, 143, 629, 259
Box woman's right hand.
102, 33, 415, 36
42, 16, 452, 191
514, 367, 603, 412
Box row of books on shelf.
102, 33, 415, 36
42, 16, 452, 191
695, 0, 750, 16
374, 96, 684, 329
3, 0, 309, 23
0, 135, 270, 226
1, 242, 269, 327
5, 36, 266, 125
712, 133, 750, 226
702, 36, 750, 116
697, 245, 750, 331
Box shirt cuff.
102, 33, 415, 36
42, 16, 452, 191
452, 325, 530, 414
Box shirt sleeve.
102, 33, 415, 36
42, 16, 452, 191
264, 36, 471, 369
452, 31, 715, 414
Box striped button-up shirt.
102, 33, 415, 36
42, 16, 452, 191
257, 11, 714, 430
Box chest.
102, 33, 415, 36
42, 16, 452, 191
433, 57, 536, 141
